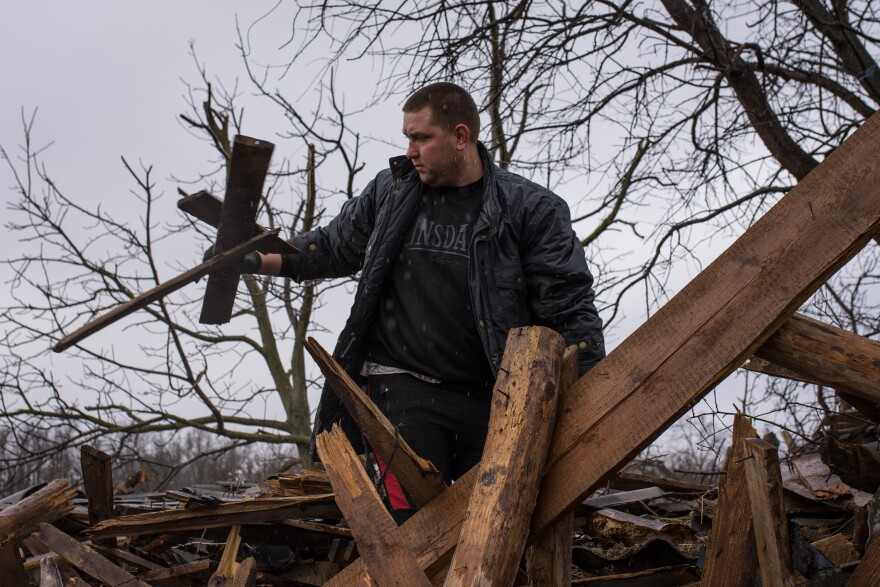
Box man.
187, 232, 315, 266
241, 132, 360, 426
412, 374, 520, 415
251, 82, 604, 521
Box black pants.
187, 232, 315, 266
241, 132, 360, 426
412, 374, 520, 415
368, 373, 492, 523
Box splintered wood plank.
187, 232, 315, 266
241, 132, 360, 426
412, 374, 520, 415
32, 523, 151, 587
317, 425, 432, 587
140, 559, 212, 583
80, 445, 115, 547
54, 229, 279, 352
200, 135, 274, 324
445, 327, 564, 587
39, 556, 64, 587
741, 438, 795, 587
327, 110, 880, 586
848, 532, 880, 586
208, 526, 256, 587
754, 312, 880, 408
0, 479, 76, 545
85, 494, 339, 539
526, 346, 578, 587
700, 413, 759, 587
178, 190, 296, 255
306, 337, 447, 507
570, 564, 698, 586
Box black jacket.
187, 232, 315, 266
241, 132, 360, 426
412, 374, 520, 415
281, 143, 605, 459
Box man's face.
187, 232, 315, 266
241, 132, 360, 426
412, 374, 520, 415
402, 107, 463, 187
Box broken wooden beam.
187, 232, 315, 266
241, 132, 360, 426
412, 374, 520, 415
85, 494, 339, 539
445, 326, 564, 587
200, 135, 274, 324
326, 94, 880, 587
140, 559, 213, 583
305, 337, 447, 507
0, 479, 76, 548
80, 445, 116, 548
700, 413, 759, 587
752, 312, 880, 409
820, 435, 880, 493
570, 564, 699, 586
526, 346, 578, 587
53, 229, 279, 352
178, 190, 296, 255
32, 522, 151, 587
318, 424, 432, 587
742, 438, 795, 587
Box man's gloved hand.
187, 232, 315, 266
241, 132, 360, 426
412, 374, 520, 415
202, 245, 263, 274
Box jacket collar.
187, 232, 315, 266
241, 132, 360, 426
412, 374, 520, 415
388, 142, 502, 234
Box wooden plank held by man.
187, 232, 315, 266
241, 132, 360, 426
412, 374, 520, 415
53, 134, 288, 352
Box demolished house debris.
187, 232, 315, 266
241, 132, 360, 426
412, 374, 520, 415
12, 109, 880, 585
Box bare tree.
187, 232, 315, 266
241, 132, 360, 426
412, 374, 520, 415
268, 0, 880, 463
0, 52, 364, 492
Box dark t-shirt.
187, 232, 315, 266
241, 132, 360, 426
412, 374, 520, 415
368, 179, 494, 386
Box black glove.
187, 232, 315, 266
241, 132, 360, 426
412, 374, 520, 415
202, 245, 262, 274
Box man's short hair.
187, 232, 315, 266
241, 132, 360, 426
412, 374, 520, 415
403, 82, 480, 142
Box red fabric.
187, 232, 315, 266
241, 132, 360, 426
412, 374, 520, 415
373, 452, 410, 510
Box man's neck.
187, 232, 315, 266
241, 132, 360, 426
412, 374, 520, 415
452, 145, 484, 187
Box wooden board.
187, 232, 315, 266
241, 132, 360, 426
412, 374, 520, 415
200, 135, 274, 324
700, 413, 759, 587
445, 326, 564, 587
325, 91, 880, 587
754, 312, 880, 406
85, 494, 339, 539
526, 346, 578, 587
178, 190, 297, 255
32, 523, 151, 587
742, 438, 795, 587
306, 337, 446, 507
80, 445, 115, 547
0, 479, 76, 545
318, 425, 432, 587
53, 229, 279, 352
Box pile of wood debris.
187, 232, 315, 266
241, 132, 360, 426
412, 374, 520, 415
2, 330, 880, 586
2, 425, 878, 586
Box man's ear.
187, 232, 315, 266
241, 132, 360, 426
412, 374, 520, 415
453, 123, 471, 150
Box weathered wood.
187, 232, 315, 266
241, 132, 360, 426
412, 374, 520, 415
328, 110, 880, 585
609, 472, 712, 494
445, 326, 564, 587
742, 438, 796, 587
178, 190, 296, 255
792, 452, 852, 500
39, 556, 64, 587
0, 479, 76, 548
0, 541, 29, 587
810, 534, 860, 567
318, 424, 432, 587
208, 525, 256, 587
700, 413, 759, 587
821, 436, 880, 493
571, 564, 698, 586
279, 518, 354, 538
85, 494, 339, 539
754, 312, 880, 406
583, 508, 697, 546
200, 135, 274, 324
305, 336, 447, 507
53, 229, 279, 352
526, 346, 578, 587
849, 530, 880, 586
91, 544, 164, 571
32, 522, 151, 587
139, 559, 212, 583
80, 445, 116, 548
